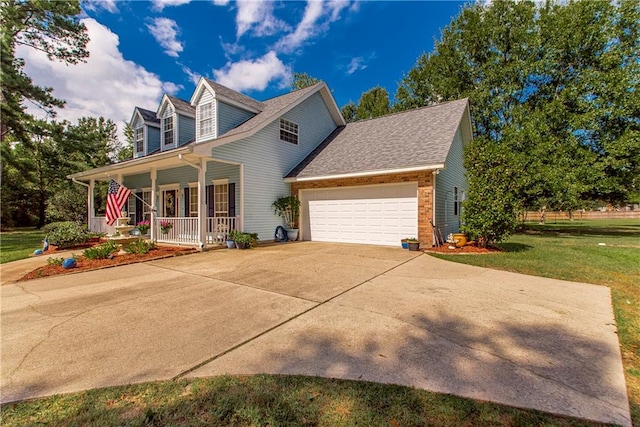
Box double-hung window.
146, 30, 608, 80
280, 118, 298, 145
213, 180, 228, 217
199, 102, 214, 138
142, 190, 152, 222
135, 127, 144, 153
189, 186, 198, 217
163, 116, 174, 146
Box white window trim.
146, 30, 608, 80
135, 126, 145, 154
198, 101, 215, 139
212, 179, 229, 218
162, 114, 176, 149
187, 182, 199, 217
279, 118, 299, 145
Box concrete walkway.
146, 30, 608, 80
0, 250, 79, 285
0, 243, 631, 426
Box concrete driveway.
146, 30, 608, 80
0, 242, 630, 426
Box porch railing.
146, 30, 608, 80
89, 216, 115, 235
90, 216, 239, 247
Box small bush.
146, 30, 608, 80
123, 239, 155, 255
47, 257, 64, 266
42, 221, 73, 235
47, 222, 89, 248
83, 241, 119, 260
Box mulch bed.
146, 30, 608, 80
20, 243, 197, 282
424, 242, 502, 254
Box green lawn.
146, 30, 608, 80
0, 229, 45, 264
1, 220, 637, 426
0, 375, 607, 427
433, 219, 640, 426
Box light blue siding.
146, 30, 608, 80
178, 114, 195, 146
123, 173, 151, 191
211, 92, 338, 239
435, 127, 467, 238
205, 161, 240, 214
218, 102, 255, 136
147, 126, 160, 154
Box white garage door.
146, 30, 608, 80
300, 183, 418, 246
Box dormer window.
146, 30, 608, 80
163, 116, 174, 146
280, 118, 298, 145
135, 127, 144, 153
199, 102, 214, 137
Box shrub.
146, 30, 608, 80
228, 230, 242, 241
235, 232, 255, 248
83, 241, 119, 260
123, 239, 155, 255
47, 222, 90, 248
47, 257, 64, 266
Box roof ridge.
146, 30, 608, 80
347, 97, 468, 125
261, 81, 324, 103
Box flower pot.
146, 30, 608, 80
453, 233, 467, 248
401, 239, 409, 249
408, 241, 420, 251
286, 228, 299, 241
235, 241, 246, 249
226, 240, 235, 249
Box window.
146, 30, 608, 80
135, 127, 144, 153
454, 187, 459, 216
163, 116, 174, 146
214, 181, 228, 217
128, 195, 136, 224
142, 190, 152, 222
280, 118, 298, 145
189, 186, 198, 217
199, 102, 214, 137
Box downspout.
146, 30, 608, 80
432, 169, 439, 246
178, 154, 205, 250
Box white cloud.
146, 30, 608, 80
345, 52, 375, 75
83, 0, 119, 14
16, 18, 177, 140
151, 0, 191, 12
146, 18, 183, 58
162, 82, 184, 94
181, 65, 202, 85
275, 0, 351, 53
212, 0, 229, 5
235, 0, 290, 38
213, 51, 291, 92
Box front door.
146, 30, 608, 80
163, 189, 177, 217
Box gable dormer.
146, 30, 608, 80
129, 107, 160, 158
157, 94, 196, 152
190, 78, 264, 143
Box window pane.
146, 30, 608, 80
135, 128, 144, 153
280, 119, 298, 145
214, 183, 228, 216
164, 116, 173, 146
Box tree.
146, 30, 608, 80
355, 86, 390, 120
117, 122, 134, 162
340, 101, 357, 123
0, 0, 88, 143
395, 0, 640, 243
291, 72, 320, 90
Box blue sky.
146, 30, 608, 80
19, 1, 466, 136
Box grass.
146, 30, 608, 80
0, 375, 609, 426
1, 220, 636, 426
0, 228, 45, 264
432, 219, 640, 426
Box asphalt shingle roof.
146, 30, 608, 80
205, 78, 265, 111
286, 98, 469, 179
167, 95, 195, 115
136, 107, 159, 124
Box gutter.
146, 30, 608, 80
285, 164, 445, 183
71, 178, 90, 188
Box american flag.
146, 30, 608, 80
106, 179, 131, 226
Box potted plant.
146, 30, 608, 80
159, 220, 173, 235
227, 230, 241, 249
136, 220, 150, 235
234, 232, 253, 249
272, 195, 301, 241
401, 238, 409, 249
406, 237, 420, 251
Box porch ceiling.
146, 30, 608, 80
68, 149, 208, 182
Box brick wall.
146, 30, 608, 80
291, 171, 434, 246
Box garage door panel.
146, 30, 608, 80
302, 184, 418, 247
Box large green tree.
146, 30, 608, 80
0, 0, 88, 144
396, 0, 640, 244
355, 86, 391, 121
291, 72, 320, 90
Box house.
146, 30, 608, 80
69, 79, 471, 248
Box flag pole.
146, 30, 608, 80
111, 179, 157, 212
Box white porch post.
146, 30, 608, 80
239, 163, 244, 232
88, 179, 95, 229
198, 159, 207, 248
150, 168, 157, 241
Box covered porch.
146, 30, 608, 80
69, 147, 244, 249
